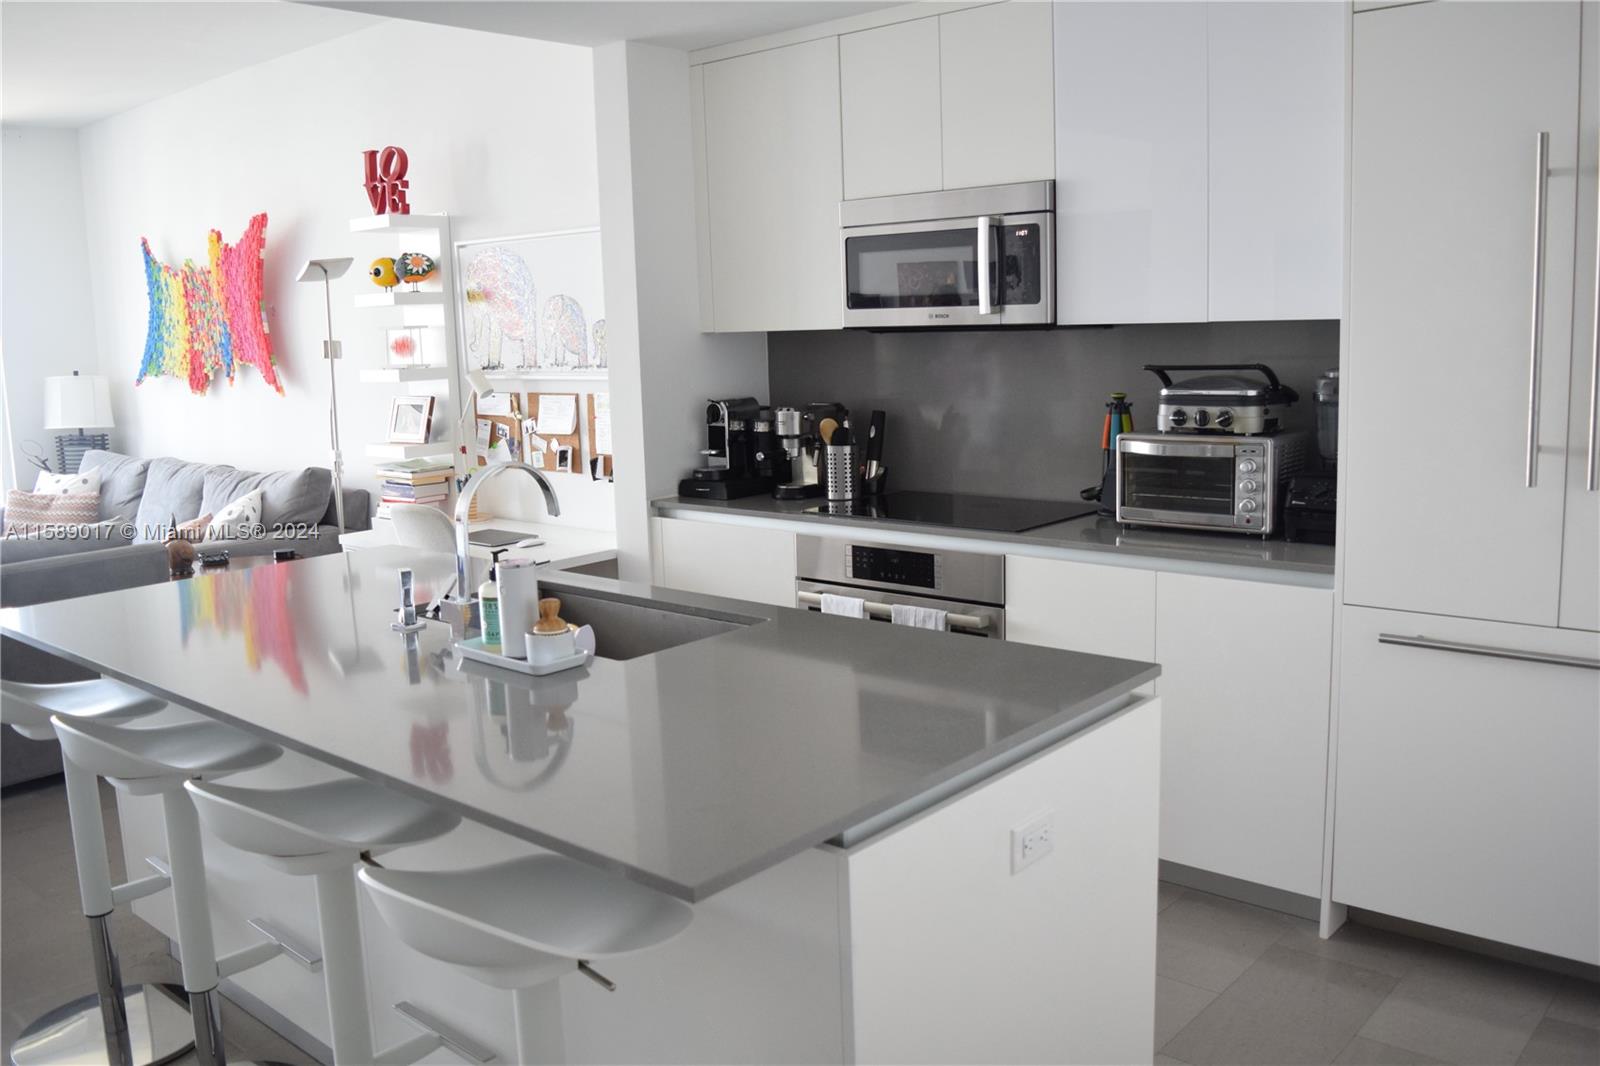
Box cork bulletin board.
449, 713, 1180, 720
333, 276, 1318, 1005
472, 394, 524, 466
523, 392, 582, 475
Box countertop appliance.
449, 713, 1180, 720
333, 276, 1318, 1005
1115, 432, 1310, 536
1315, 367, 1339, 463
1144, 363, 1299, 435
796, 535, 1005, 638
1283, 475, 1337, 545
774, 402, 849, 500
841, 181, 1054, 328
808, 490, 1096, 534
679, 397, 770, 500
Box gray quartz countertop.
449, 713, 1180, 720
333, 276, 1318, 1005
1, 548, 1158, 901
655, 495, 1336, 582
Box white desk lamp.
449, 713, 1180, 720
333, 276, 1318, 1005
43, 372, 114, 473
295, 257, 355, 535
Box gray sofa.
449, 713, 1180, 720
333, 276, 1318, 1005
1, 450, 370, 786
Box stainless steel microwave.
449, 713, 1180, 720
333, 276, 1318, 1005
840, 181, 1055, 328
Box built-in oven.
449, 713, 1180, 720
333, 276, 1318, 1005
840, 181, 1054, 329
795, 535, 1005, 638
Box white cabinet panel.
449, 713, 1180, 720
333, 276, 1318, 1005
656, 518, 796, 607
1343, 1, 1580, 626
939, 1, 1055, 190
1005, 555, 1156, 664
702, 37, 843, 332
841, 18, 943, 199
1334, 606, 1600, 964
1053, 2, 1207, 325
689, 64, 715, 332
1207, 1, 1345, 321
1156, 573, 1332, 897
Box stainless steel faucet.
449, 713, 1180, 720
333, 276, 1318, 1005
453, 463, 561, 605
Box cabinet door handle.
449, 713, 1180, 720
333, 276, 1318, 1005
1379, 633, 1600, 671
976, 215, 997, 315
1527, 131, 1551, 489
1588, 160, 1599, 492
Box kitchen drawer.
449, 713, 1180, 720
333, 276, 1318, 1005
1334, 606, 1600, 963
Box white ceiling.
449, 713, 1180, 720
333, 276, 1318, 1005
307, 0, 903, 52
1, 1, 379, 126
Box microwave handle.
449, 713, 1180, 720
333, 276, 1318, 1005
976, 216, 997, 315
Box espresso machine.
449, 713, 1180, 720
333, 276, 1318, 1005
678, 397, 773, 500
774, 402, 848, 500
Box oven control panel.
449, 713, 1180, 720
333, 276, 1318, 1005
1233, 442, 1268, 530
849, 545, 939, 590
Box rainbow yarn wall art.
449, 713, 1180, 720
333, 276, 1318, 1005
138, 212, 281, 395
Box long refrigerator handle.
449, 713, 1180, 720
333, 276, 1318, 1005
1588, 148, 1599, 492
1527, 131, 1551, 489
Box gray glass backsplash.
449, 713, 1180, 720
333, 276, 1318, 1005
768, 321, 1340, 502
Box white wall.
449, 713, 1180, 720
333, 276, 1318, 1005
593, 41, 768, 580
1, 126, 100, 491
73, 19, 612, 528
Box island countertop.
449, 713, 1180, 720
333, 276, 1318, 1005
1, 548, 1158, 901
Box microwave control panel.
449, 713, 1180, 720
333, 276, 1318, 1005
849, 546, 939, 590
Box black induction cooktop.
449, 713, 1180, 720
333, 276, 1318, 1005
806, 491, 1097, 534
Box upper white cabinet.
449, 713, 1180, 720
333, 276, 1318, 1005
699, 37, 843, 332
1343, 1, 1584, 627
840, 18, 943, 200
939, 2, 1056, 190
1052, 1, 1344, 324
1054, 2, 1208, 325
1207, 2, 1345, 321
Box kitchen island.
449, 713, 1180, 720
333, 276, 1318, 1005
2, 548, 1162, 1064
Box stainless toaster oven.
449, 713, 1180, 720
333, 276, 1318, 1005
1115, 432, 1309, 536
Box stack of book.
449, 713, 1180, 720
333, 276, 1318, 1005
376, 458, 453, 518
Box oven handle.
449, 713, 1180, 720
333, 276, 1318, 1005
1119, 439, 1238, 459
976, 215, 997, 315
797, 591, 991, 632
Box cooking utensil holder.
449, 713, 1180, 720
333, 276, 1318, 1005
824, 444, 863, 501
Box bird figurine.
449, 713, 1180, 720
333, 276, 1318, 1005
369, 256, 399, 290
396, 251, 438, 291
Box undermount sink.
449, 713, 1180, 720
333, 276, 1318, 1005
552, 590, 754, 661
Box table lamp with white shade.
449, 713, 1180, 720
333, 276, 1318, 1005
43, 371, 114, 473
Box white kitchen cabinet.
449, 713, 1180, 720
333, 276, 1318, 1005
1156, 573, 1333, 898
1334, 606, 1600, 964
701, 36, 842, 332
1005, 556, 1155, 664
1053, 2, 1207, 325
840, 18, 942, 200
939, 1, 1055, 191
1206, 2, 1345, 321
655, 518, 796, 607
1343, 1, 1582, 627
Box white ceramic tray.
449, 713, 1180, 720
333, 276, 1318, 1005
455, 636, 590, 676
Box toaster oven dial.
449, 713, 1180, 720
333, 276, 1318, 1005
1238, 459, 1259, 474
1238, 498, 1259, 514
1215, 409, 1234, 428
1167, 408, 1188, 428
1239, 478, 1259, 494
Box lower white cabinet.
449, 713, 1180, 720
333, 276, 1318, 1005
1007, 556, 1334, 898
1334, 606, 1600, 964
654, 518, 796, 607
1155, 573, 1333, 898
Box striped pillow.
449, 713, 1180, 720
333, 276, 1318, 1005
4, 490, 102, 535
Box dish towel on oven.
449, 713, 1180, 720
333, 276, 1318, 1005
890, 603, 948, 631
820, 593, 867, 618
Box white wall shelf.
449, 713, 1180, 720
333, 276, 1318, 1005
365, 441, 457, 460
354, 290, 444, 309
349, 212, 450, 233
359, 366, 452, 384
482, 369, 609, 382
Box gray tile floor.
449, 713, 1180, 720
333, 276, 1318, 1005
3, 776, 1598, 1065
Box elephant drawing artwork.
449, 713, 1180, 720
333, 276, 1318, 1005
541, 295, 589, 370
464, 246, 538, 370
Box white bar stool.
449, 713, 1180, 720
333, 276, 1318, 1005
358, 855, 695, 1065
182, 777, 462, 1065
50, 715, 285, 1066
1, 678, 193, 1066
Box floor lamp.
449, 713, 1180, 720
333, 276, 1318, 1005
295, 257, 354, 535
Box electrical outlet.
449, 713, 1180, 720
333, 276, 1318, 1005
1010, 810, 1055, 874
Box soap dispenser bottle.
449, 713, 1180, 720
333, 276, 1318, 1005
478, 563, 501, 653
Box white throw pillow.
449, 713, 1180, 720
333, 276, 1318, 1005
34, 468, 101, 496
205, 489, 264, 541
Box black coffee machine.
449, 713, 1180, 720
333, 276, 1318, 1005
678, 397, 780, 500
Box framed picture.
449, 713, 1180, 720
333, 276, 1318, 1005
454, 229, 606, 375
385, 327, 423, 367
388, 395, 435, 444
